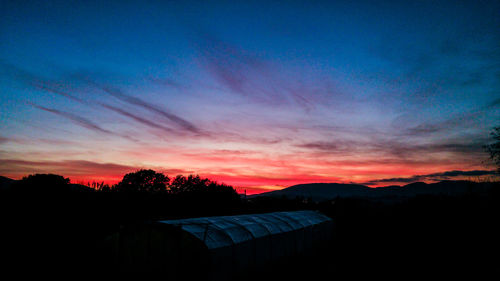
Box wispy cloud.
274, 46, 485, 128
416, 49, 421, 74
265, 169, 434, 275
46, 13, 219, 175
30, 103, 114, 135
295, 138, 488, 163
0, 61, 86, 104
148, 76, 187, 91
193, 30, 341, 111
489, 98, 500, 108
295, 141, 349, 154
362, 169, 498, 186
400, 101, 498, 137
97, 85, 201, 134
101, 103, 175, 134
0, 159, 134, 173
379, 140, 487, 159
0, 137, 76, 146
2, 62, 204, 138
3, 62, 299, 146
31, 80, 86, 104
0, 158, 137, 182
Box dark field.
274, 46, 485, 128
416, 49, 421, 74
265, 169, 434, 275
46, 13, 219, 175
1, 181, 498, 279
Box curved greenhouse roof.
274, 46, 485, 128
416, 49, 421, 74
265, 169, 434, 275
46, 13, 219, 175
157, 210, 331, 249
112, 210, 333, 279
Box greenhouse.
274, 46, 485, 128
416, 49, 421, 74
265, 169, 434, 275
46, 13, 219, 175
111, 210, 334, 280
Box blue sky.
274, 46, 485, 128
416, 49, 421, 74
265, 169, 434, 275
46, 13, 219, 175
1, 0, 499, 192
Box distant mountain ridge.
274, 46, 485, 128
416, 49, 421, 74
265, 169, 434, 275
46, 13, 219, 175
251, 180, 496, 202
2, 174, 496, 200
0, 176, 93, 192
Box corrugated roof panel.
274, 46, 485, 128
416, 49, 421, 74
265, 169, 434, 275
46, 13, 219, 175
212, 219, 254, 244
231, 216, 271, 238
272, 212, 305, 230
249, 216, 284, 235
204, 227, 233, 248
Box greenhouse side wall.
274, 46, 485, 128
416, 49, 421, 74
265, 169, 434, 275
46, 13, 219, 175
209, 218, 334, 280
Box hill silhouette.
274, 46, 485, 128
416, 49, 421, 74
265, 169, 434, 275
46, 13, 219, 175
252, 180, 494, 201
251, 183, 372, 201
0, 175, 14, 190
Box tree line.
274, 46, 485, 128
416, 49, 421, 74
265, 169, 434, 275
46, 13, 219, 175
10, 169, 239, 198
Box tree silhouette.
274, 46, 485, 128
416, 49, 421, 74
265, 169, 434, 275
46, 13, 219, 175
13, 173, 71, 194
168, 174, 240, 202
485, 126, 500, 172
169, 174, 209, 194
115, 169, 170, 193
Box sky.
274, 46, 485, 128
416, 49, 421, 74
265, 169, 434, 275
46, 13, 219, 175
0, 0, 499, 194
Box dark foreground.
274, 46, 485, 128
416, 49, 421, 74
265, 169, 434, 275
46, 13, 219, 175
1, 182, 499, 279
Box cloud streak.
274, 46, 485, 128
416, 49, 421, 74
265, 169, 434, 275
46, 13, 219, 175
31, 80, 86, 104
0, 159, 138, 183
363, 170, 498, 186
0, 61, 87, 104
30, 103, 114, 135
101, 103, 175, 134
193, 30, 340, 111
296, 138, 487, 158
2, 62, 203, 138
98, 85, 201, 134
400, 100, 499, 137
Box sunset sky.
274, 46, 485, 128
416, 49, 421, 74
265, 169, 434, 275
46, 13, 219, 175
1, 1, 499, 194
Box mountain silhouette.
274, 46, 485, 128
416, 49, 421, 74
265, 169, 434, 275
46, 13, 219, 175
1, 174, 494, 201
251, 183, 372, 201
251, 180, 493, 201
0, 175, 14, 191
